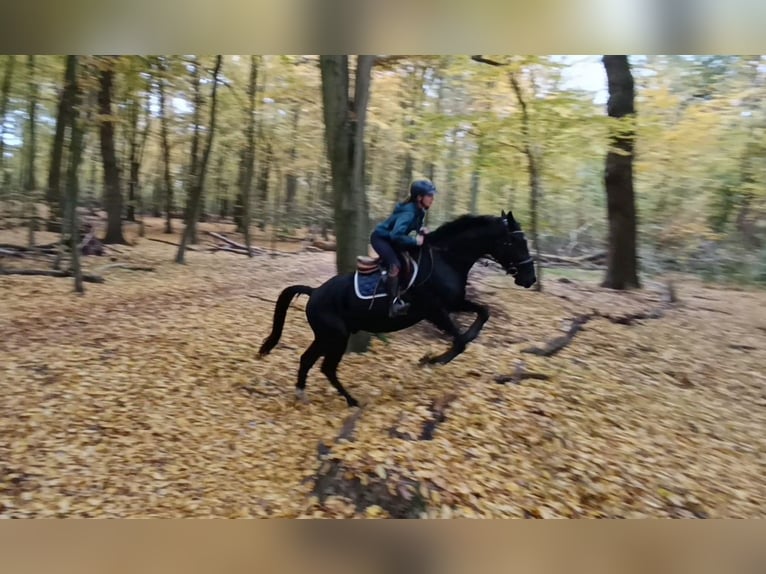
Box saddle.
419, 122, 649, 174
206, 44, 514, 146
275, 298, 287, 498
356, 252, 415, 280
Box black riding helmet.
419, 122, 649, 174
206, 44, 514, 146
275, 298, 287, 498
409, 179, 437, 201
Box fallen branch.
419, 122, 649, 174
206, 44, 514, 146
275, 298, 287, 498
307, 240, 336, 252
0, 269, 105, 283
537, 251, 606, 266
206, 231, 254, 251
471, 55, 505, 66
95, 263, 155, 273
524, 292, 678, 357
101, 243, 125, 255
728, 343, 757, 351
695, 306, 732, 315
0, 248, 25, 258
246, 294, 277, 304
597, 306, 667, 325
0, 243, 58, 256
210, 244, 267, 256
522, 314, 594, 357
495, 363, 552, 385
146, 237, 197, 251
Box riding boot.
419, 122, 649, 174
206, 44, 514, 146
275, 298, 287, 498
386, 273, 409, 317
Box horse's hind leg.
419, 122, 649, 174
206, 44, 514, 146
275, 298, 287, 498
320, 338, 358, 408
296, 340, 322, 402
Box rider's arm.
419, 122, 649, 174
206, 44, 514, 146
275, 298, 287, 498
389, 212, 418, 248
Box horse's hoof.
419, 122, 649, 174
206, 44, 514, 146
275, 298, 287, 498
294, 389, 309, 404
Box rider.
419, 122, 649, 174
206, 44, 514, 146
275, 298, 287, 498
370, 179, 437, 317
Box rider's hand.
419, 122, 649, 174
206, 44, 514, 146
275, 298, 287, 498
419, 226, 429, 235
416, 235, 425, 246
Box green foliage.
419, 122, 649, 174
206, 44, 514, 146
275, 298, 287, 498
1, 54, 764, 285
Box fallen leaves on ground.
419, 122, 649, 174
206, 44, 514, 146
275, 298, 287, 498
1, 225, 764, 518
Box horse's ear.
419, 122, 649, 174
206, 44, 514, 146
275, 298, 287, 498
501, 209, 506, 218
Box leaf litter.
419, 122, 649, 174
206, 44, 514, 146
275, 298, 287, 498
1, 229, 764, 518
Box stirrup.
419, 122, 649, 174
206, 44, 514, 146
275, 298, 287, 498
389, 298, 410, 317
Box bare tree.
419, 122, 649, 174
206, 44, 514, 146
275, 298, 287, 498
64, 56, 85, 293
241, 55, 259, 256
176, 56, 223, 264
156, 56, 174, 234
98, 58, 127, 244
46, 55, 76, 231
602, 55, 640, 289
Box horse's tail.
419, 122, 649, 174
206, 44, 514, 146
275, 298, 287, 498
258, 285, 314, 357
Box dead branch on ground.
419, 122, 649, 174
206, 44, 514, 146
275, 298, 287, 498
0, 269, 104, 283
495, 362, 552, 384
146, 237, 198, 251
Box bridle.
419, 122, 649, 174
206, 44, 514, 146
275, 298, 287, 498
499, 222, 534, 277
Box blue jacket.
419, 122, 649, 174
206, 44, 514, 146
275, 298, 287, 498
372, 201, 425, 249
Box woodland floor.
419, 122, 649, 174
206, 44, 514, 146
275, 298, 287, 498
1, 218, 765, 518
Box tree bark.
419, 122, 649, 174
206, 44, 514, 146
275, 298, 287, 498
602, 55, 640, 289
23, 56, 39, 247
284, 103, 301, 227
98, 60, 127, 244
64, 56, 85, 294
509, 71, 543, 291
256, 140, 272, 230
157, 57, 174, 234
320, 55, 374, 353
0, 56, 15, 184
185, 56, 202, 238
125, 63, 149, 223
23, 56, 38, 194
444, 128, 458, 220
241, 55, 259, 256
46, 55, 75, 231
176, 55, 222, 264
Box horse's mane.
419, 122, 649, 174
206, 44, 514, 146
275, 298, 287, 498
426, 214, 504, 247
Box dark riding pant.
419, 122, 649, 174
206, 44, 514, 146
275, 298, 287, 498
370, 232, 404, 273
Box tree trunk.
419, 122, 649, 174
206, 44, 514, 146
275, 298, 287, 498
23, 56, 38, 246
23, 56, 37, 193
46, 55, 75, 231
469, 139, 483, 214
98, 61, 127, 244
602, 55, 640, 289
64, 57, 85, 294
176, 55, 222, 264
157, 57, 174, 234
185, 57, 202, 239
320, 55, 374, 353
256, 141, 272, 230
0, 56, 15, 183
509, 71, 543, 292
241, 55, 258, 256
125, 73, 149, 223
283, 104, 301, 227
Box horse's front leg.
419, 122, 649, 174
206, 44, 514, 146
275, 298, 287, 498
420, 307, 469, 366
420, 300, 490, 366
456, 299, 490, 345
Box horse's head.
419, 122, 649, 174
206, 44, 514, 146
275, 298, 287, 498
493, 210, 536, 289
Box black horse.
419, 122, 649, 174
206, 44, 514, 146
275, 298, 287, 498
258, 210, 536, 407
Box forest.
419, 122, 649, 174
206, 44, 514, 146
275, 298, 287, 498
0, 54, 764, 519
